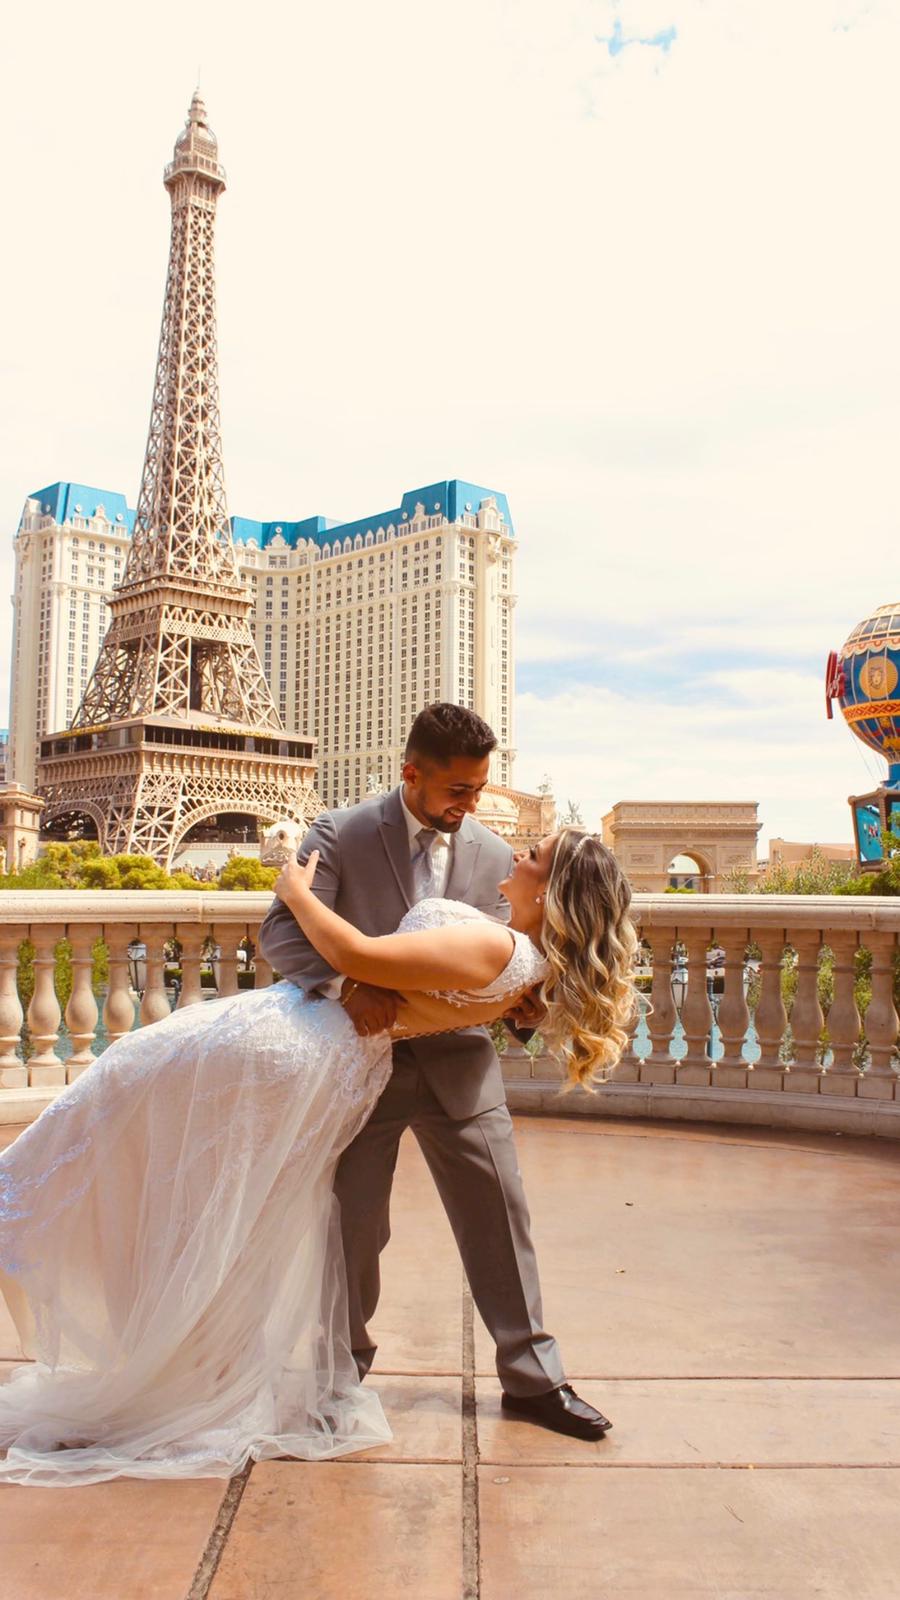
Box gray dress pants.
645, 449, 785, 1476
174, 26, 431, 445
333, 1049, 566, 1397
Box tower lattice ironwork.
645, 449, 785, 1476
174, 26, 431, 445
37, 94, 322, 867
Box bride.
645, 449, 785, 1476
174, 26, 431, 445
0, 827, 636, 1486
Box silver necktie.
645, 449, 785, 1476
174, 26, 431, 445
412, 827, 439, 902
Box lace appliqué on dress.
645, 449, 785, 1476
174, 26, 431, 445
397, 897, 549, 1008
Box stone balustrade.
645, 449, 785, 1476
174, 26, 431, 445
1, 891, 899, 1137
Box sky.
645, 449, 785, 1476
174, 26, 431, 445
2, 0, 898, 850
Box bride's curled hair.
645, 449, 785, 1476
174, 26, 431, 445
539, 828, 638, 1090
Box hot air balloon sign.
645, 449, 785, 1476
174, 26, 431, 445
827, 603, 900, 864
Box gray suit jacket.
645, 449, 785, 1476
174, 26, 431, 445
256, 787, 516, 1120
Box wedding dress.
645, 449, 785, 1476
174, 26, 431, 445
0, 899, 548, 1485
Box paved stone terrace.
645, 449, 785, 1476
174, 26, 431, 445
2, 1114, 900, 1599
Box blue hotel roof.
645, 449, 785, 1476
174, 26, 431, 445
230, 480, 514, 548
24, 479, 514, 548
25, 482, 137, 534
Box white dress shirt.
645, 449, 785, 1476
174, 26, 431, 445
399, 787, 452, 899
319, 790, 453, 1000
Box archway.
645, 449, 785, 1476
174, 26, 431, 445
40, 802, 104, 846
667, 850, 714, 892
171, 807, 270, 876
178, 810, 264, 850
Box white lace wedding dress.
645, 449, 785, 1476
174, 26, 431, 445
0, 899, 547, 1486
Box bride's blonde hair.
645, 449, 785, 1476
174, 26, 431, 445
538, 828, 638, 1090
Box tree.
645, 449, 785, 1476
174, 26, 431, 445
2, 848, 208, 892
217, 855, 279, 891
0, 840, 104, 890
836, 825, 900, 896
169, 870, 212, 891
726, 846, 856, 896
115, 856, 177, 890
79, 857, 125, 890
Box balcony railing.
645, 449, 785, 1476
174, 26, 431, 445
1, 892, 898, 1135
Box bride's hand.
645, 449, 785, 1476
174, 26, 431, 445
275, 849, 320, 905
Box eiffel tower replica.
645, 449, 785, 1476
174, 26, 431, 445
37, 93, 322, 868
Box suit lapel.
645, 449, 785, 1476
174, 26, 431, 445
445, 816, 482, 903
378, 788, 415, 911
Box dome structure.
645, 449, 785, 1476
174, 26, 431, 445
175, 91, 219, 156
476, 789, 519, 837
166, 90, 225, 190
828, 603, 900, 786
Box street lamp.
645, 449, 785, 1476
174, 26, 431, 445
127, 940, 146, 996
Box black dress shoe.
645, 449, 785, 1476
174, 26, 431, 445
500, 1383, 612, 1440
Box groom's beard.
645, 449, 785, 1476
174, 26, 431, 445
423, 807, 466, 833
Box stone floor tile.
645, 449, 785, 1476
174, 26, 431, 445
478, 1465, 900, 1599
209, 1461, 461, 1600
0, 1476, 224, 1600
476, 1376, 900, 1465
368, 1134, 463, 1376
351, 1374, 461, 1461
475, 1117, 900, 1378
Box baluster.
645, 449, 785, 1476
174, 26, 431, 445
821, 933, 861, 1095
212, 926, 241, 997
177, 927, 206, 1008
253, 951, 274, 989
858, 932, 899, 1099
786, 930, 823, 1092
246, 925, 273, 990
0, 925, 27, 1089
749, 931, 787, 1090
500, 1031, 533, 1083
640, 928, 677, 1084
139, 929, 171, 1026
65, 923, 101, 1080
27, 924, 65, 1087
715, 928, 751, 1089
609, 932, 645, 1082
677, 927, 714, 1085
609, 984, 642, 1082
103, 927, 138, 1045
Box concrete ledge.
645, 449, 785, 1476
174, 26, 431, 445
6, 1078, 900, 1139
506, 1077, 900, 1139
0, 1087, 57, 1127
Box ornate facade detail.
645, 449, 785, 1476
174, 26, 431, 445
0, 785, 44, 875
35, 94, 322, 867
476, 783, 557, 849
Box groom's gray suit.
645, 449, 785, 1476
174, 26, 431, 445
257, 786, 565, 1396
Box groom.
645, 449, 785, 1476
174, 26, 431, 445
258, 702, 610, 1439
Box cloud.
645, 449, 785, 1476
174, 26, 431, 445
597, 17, 677, 58
514, 673, 884, 848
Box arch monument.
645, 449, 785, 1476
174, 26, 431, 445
601, 801, 760, 892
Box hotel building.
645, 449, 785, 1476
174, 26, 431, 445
9, 477, 517, 809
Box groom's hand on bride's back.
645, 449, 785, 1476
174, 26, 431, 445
340, 979, 401, 1037
505, 986, 547, 1031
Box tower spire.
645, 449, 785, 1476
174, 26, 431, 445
73, 93, 277, 732
124, 93, 233, 593
36, 96, 321, 866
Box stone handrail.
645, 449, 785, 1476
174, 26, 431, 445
1, 891, 899, 1137
507, 893, 900, 1137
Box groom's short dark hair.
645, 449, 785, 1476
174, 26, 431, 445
405, 703, 497, 767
